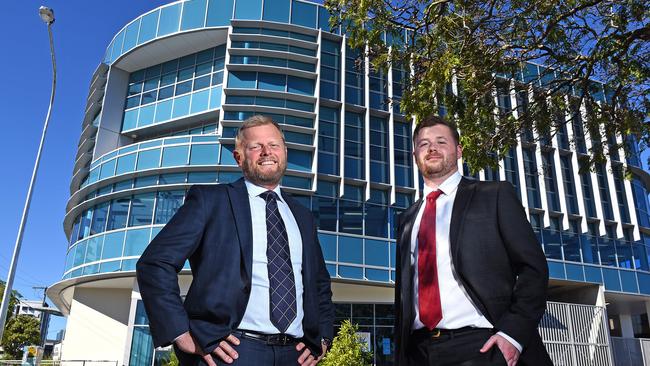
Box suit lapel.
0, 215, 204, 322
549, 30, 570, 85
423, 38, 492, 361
449, 178, 475, 264
227, 178, 254, 279
399, 199, 424, 315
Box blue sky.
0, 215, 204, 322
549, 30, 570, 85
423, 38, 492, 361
0, 0, 169, 339
0, 0, 648, 340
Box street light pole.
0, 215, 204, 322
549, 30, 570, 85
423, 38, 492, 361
0, 6, 56, 341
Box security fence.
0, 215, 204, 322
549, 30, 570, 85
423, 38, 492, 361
540, 301, 613, 365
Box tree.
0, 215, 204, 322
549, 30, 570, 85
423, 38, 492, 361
321, 320, 373, 366
1, 315, 40, 359
0, 281, 22, 324
325, 0, 649, 172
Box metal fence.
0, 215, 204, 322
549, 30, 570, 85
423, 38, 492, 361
540, 301, 613, 365
611, 337, 650, 365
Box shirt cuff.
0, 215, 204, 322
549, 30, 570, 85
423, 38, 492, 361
496, 331, 522, 353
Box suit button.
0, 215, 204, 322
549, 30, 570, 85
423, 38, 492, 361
244, 286, 250, 294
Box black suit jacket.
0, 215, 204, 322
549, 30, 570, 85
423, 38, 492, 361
136, 178, 334, 356
394, 178, 552, 365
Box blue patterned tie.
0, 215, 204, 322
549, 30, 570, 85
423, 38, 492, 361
260, 190, 297, 333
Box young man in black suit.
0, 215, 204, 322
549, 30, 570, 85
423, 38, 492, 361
394, 115, 552, 365
137, 115, 333, 366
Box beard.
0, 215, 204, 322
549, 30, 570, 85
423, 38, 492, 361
418, 154, 457, 180
241, 157, 287, 187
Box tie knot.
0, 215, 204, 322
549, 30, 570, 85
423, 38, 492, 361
259, 190, 279, 202
427, 190, 442, 201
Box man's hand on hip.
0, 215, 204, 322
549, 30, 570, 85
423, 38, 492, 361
296, 342, 327, 366
174, 331, 241, 365
480, 334, 520, 366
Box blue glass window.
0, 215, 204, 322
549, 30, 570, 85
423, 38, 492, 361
542, 151, 560, 211
263, 0, 290, 22
207, 0, 234, 26
228, 71, 257, 89
287, 149, 312, 171
259, 73, 286, 91
313, 196, 337, 232
394, 120, 413, 187
161, 145, 189, 167
339, 236, 363, 263
190, 144, 218, 165
365, 239, 389, 267
234, 0, 262, 19
365, 204, 388, 238
129, 193, 155, 227
522, 148, 541, 208
122, 19, 141, 53
220, 145, 237, 165
318, 233, 337, 261
344, 112, 365, 180
116, 154, 137, 175
282, 175, 311, 189
137, 104, 155, 127
369, 117, 389, 183
72, 241, 87, 267
137, 149, 161, 170
287, 76, 314, 95
85, 236, 103, 263
100, 159, 117, 180
155, 190, 186, 224
181, 0, 207, 30
124, 228, 151, 257
157, 4, 181, 36
90, 202, 109, 235
110, 30, 125, 63
138, 11, 159, 44
291, 0, 317, 28
153, 100, 172, 122
340, 200, 363, 235
102, 231, 125, 259
190, 89, 210, 113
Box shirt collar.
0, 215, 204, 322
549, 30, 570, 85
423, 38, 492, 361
244, 179, 284, 202
422, 171, 462, 198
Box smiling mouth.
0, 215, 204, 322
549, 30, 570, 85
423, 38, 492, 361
259, 160, 277, 166
426, 155, 443, 161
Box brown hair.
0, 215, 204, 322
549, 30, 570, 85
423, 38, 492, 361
235, 115, 285, 148
412, 115, 460, 145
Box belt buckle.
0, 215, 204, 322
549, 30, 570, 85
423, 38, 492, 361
431, 329, 441, 339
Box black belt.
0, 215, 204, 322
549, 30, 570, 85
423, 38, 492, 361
234, 329, 300, 346
411, 326, 491, 341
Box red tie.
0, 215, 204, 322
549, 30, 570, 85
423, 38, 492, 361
418, 190, 443, 330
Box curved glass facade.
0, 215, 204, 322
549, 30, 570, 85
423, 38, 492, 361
55, 0, 650, 365
66, 0, 650, 302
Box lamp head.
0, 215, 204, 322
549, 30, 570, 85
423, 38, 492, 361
39, 6, 54, 24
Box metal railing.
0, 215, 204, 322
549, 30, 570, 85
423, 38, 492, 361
540, 301, 614, 365
611, 337, 650, 365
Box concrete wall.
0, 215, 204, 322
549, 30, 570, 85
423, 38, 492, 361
60, 287, 131, 364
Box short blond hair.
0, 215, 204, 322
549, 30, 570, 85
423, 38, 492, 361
234, 115, 285, 149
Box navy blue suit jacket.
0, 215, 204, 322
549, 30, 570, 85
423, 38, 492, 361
136, 178, 334, 356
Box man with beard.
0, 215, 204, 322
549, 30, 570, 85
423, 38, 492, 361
394, 115, 551, 366
137, 115, 334, 366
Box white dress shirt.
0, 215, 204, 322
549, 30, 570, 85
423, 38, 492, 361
238, 180, 305, 337
410, 172, 522, 351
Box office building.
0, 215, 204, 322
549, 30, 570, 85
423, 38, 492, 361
47, 0, 650, 364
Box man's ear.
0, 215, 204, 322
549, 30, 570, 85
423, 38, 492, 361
233, 149, 242, 167
457, 144, 463, 158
